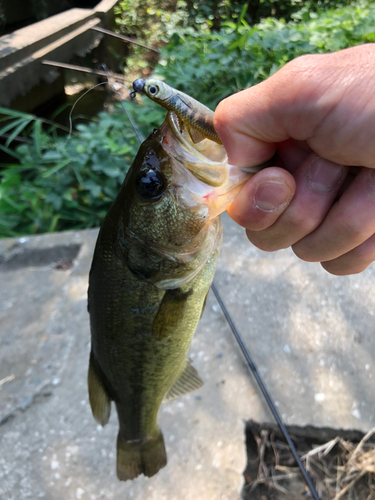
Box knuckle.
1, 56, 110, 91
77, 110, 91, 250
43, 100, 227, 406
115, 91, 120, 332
286, 209, 318, 237
292, 242, 319, 262
321, 259, 369, 276
279, 54, 317, 83
246, 229, 287, 252
337, 212, 367, 241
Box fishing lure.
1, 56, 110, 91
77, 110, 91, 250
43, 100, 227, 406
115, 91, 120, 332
131, 78, 221, 144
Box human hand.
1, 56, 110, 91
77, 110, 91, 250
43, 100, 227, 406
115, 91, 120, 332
214, 44, 375, 276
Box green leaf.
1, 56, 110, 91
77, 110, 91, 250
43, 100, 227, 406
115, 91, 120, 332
0, 117, 26, 137
33, 119, 43, 156
5, 118, 32, 147
0, 143, 23, 161
0, 107, 34, 119
48, 214, 60, 233
42, 159, 71, 178
45, 193, 63, 210
235, 3, 248, 32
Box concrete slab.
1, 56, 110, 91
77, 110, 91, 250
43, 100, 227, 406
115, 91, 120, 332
215, 214, 375, 432
0, 9, 99, 71
0, 16, 102, 107
0, 214, 374, 499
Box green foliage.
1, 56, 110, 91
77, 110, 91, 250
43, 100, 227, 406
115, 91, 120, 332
154, 1, 375, 109
115, 0, 190, 74
184, 0, 355, 29
0, 102, 165, 237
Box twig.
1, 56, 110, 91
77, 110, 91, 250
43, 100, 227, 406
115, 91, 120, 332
332, 470, 367, 500
0, 133, 31, 144
302, 438, 340, 460
349, 429, 375, 465
270, 433, 280, 468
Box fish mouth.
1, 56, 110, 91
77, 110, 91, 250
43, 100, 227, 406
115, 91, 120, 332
167, 112, 227, 176
163, 111, 254, 218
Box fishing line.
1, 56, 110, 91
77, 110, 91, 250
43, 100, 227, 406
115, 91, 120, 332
211, 282, 321, 500
64, 81, 109, 146
101, 64, 144, 144
64, 78, 143, 148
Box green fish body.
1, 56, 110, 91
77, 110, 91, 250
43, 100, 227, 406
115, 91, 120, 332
88, 112, 252, 480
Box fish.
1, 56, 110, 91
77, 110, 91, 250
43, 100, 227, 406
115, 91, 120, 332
132, 78, 221, 144
87, 83, 257, 481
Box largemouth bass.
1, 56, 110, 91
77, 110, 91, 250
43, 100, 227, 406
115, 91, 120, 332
87, 87, 256, 481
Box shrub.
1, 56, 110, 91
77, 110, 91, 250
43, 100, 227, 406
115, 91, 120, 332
0, 101, 165, 237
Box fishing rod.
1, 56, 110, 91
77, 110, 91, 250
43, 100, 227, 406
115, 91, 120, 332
91, 26, 159, 53
211, 282, 321, 500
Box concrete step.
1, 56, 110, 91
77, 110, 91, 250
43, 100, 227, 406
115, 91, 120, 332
0, 9, 99, 73
0, 16, 102, 107
0, 214, 373, 499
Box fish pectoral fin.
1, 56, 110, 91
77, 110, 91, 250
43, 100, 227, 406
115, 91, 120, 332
200, 290, 209, 320
163, 359, 203, 402
187, 126, 207, 144
88, 351, 111, 426
153, 288, 192, 340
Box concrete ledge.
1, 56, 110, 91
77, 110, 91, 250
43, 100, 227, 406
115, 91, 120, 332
0, 215, 374, 499
0, 16, 102, 106
0, 2, 121, 108
0, 9, 99, 72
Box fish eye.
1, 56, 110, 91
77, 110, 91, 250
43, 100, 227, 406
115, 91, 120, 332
149, 85, 158, 95
136, 169, 165, 200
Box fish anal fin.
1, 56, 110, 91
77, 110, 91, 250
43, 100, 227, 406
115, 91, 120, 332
163, 359, 203, 402
88, 351, 111, 426
117, 427, 167, 480
153, 288, 192, 340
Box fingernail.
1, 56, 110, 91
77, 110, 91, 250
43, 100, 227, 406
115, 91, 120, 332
307, 157, 345, 192
254, 182, 291, 212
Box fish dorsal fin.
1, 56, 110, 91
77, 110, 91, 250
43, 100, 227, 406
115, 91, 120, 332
187, 126, 206, 144
88, 351, 111, 426
163, 359, 203, 402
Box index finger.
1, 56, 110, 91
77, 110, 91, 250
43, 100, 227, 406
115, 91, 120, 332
213, 44, 375, 169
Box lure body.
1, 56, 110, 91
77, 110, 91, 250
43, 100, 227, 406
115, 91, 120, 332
132, 78, 222, 144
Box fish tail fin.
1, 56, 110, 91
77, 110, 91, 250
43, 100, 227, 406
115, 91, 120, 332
116, 427, 167, 480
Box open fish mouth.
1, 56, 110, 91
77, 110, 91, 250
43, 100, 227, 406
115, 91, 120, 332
162, 111, 254, 219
